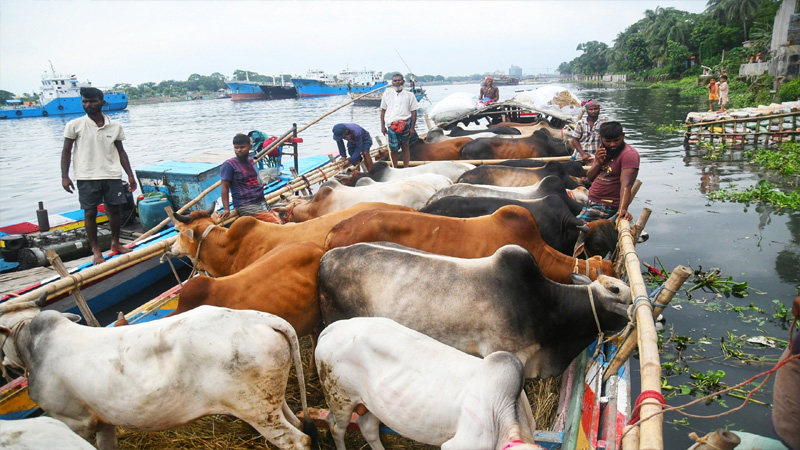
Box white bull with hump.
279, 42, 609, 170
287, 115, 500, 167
316, 317, 544, 450
0, 301, 315, 450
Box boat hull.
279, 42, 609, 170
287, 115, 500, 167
0, 93, 128, 120
225, 81, 267, 101
292, 79, 388, 97
258, 85, 297, 100
353, 92, 426, 107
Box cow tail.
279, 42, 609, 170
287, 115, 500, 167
272, 317, 319, 448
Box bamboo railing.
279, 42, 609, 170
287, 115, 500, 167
683, 110, 800, 147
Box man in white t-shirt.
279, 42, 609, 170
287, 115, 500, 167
380, 73, 419, 168
61, 87, 137, 265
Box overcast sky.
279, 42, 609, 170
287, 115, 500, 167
1, 0, 708, 95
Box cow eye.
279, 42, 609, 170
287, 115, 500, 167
609, 286, 620, 294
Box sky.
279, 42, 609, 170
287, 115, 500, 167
0, 0, 709, 95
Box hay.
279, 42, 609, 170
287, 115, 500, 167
117, 336, 561, 449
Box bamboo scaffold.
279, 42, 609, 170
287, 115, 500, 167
683, 109, 800, 148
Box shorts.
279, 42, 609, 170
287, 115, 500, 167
236, 199, 270, 216
77, 179, 127, 209
387, 119, 412, 152
577, 201, 618, 223
709, 93, 719, 101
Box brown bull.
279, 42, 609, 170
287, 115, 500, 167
459, 129, 571, 161
171, 202, 412, 277
169, 241, 324, 341
408, 136, 472, 161
324, 205, 614, 284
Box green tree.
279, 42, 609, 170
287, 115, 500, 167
0, 90, 15, 103
665, 40, 691, 78
706, 0, 759, 40
574, 40, 610, 74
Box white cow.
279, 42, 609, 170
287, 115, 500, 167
279, 174, 452, 222
0, 301, 314, 450
316, 317, 545, 450
0, 417, 95, 450
358, 161, 475, 183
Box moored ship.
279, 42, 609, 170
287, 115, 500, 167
292, 68, 387, 97
225, 79, 266, 101
0, 67, 127, 120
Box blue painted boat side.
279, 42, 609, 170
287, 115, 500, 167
224, 81, 263, 94
292, 79, 388, 97
0, 93, 128, 119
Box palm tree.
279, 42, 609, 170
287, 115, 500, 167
706, 0, 759, 40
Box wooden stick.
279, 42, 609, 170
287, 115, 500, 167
424, 113, 433, 131
621, 425, 639, 450
688, 430, 741, 450
633, 208, 652, 244
617, 219, 663, 450
45, 250, 101, 327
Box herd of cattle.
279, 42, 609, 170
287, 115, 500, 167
0, 122, 635, 450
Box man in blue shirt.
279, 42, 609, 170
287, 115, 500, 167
333, 123, 374, 170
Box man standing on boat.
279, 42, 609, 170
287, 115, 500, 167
219, 134, 270, 221
332, 123, 374, 171
479, 77, 499, 104
61, 87, 136, 266
380, 73, 419, 168
570, 99, 609, 163
577, 121, 639, 223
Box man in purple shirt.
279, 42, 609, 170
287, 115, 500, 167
219, 134, 268, 220
578, 121, 639, 222
333, 123, 374, 170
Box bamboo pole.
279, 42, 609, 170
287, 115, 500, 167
633, 208, 652, 243
622, 425, 640, 450
45, 250, 101, 327
5, 239, 174, 306
603, 265, 691, 382
134, 84, 391, 242
687, 430, 741, 450
617, 219, 663, 450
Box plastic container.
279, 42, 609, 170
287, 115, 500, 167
138, 197, 171, 232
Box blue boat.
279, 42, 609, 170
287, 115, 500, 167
350, 88, 427, 107
0, 68, 127, 120
225, 80, 266, 101
292, 68, 387, 97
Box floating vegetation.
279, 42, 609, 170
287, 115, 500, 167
707, 179, 800, 210
655, 123, 683, 133
745, 142, 800, 176
686, 266, 750, 298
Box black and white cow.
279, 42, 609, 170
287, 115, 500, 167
319, 243, 631, 379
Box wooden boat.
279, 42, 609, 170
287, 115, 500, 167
0, 123, 675, 448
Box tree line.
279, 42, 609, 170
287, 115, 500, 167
558, 0, 778, 79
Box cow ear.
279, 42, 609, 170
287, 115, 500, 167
62, 313, 82, 323
0, 326, 10, 336
570, 273, 592, 285
184, 229, 195, 240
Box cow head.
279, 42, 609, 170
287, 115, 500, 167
272, 197, 308, 223
584, 220, 619, 259
170, 210, 219, 261
0, 294, 80, 370
570, 273, 631, 331
569, 185, 589, 205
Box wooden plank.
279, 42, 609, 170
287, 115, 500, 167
562, 348, 589, 449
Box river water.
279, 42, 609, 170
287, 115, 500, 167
1, 83, 799, 446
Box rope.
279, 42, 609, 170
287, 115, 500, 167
316, 168, 328, 181
300, 174, 313, 194
628, 390, 666, 425
688, 432, 725, 450
0, 318, 32, 382
160, 252, 185, 286
188, 224, 216, 279
587, 287, 605, 358
622, 320, 799, 438
342, 169, 361, 186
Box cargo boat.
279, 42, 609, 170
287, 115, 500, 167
292, 68, 387, 97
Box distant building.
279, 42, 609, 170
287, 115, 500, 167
509, 65, 522, 78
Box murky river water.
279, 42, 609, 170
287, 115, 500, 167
1, 83, 798, 446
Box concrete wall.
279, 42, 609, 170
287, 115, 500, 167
740, 62, 770, 76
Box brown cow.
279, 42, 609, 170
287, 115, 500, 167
459, 129, 571, 160
489, 120, 568, 140
170, 241, 324, 341
171, 202, 412, 277
408, 136, 472, 161
324, 205, 614, 284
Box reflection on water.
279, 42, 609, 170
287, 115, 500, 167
1, 82, 799, 445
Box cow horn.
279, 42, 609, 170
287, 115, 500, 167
205, 203, 217, 216
34, 292, 48, 307
603, 251, 613, 260
578, 224, 590, 233
173, 212, 193, 223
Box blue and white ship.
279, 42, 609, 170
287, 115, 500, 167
292, 68, 387, 97
0, 67, 128, 120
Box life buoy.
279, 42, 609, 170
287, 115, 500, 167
58, 105, 64, 110
15, 110, 22, 116
42, 110, 49, 117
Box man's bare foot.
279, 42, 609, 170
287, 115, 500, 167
111, 243, 132, 254
92, 253, 105, 265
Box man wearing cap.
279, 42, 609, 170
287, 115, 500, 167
570, 99, 610, 162
479, 77, 499, 104
380, 73, 419, 168
332, 123, 374, 171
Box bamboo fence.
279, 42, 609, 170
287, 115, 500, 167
683, 110, 800, 147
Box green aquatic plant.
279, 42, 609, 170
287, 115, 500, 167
745, 142, 800, 176
686, 266, 749, 298
655, 123, 683, 133
707, 180, 800, 210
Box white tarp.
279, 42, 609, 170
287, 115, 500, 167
429, 92, 479, 124
511, 85, 583, 122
